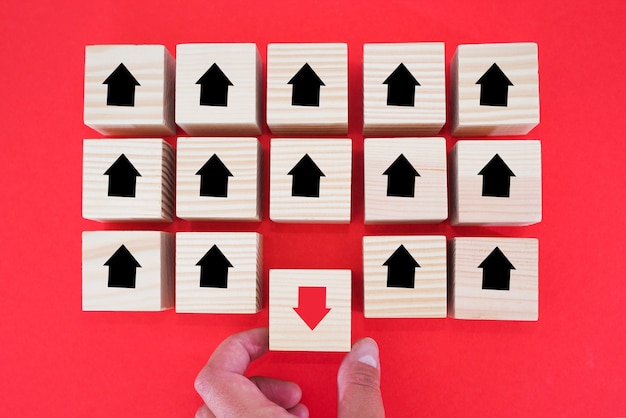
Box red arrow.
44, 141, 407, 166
293, 287, 332, 330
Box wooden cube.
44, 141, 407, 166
451, 140, 542, 225
363, 43, 446, 136
84, 45, 175, 136
267, 43, 348, 135
269, 269, 351, 352
83, 139, 175, 222
82, 231, 174, 311
175, 43, 262, 136
449, 237, 539, 321
175, 232, 262, 314
363, 236, 447, 318
451, 43, 539, 136
176, 137, 261, 221
364, 137, 447, 223
270, 138, 351, 223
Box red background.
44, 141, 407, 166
2, 0, 625, 416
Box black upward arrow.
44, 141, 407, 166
196, 245, 233, 288
196, 154, 233, 197
476, 63, 513, 107
196, 63, 233, 106
104, 154, 141, 198
383, 63, 420, 106
383, 154, 420, 197
384, 245, 420, 288
104, 245, 141, 288
288, 154, 325, 197
103, 63, 140, 106
479, 247, 516, 291
478, 154, 515, 198
288, 63, 325, 106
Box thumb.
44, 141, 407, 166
337, 338, 385, 418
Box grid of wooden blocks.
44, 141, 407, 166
82, 42, 541, 352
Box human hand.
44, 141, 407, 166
194, 328, 384, 418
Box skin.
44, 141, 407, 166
195, 328, 385, 418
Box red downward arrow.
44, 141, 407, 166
293, 287, 332, 330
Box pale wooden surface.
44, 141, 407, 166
83, 138, 175, 222
363, 236, 447, 318
449, 237, 538, 321
176, 232, 262, 314
270, 138, 352, 223
364, 137, 448, 223
82, 231, 174, 311
451, 43, 539, 136
451, 140, 542, 225
269, 269, 351, 352
176, 137, 261, 221
175, 43, 262, 136
84, 45, 176, 135
266, 43, 348, 135
363, 43, 446, 136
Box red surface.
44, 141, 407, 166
2, 0, 625, 416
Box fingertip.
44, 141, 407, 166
288, 403, 309, 418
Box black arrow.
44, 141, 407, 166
104, 245, 141, 288
104, 154, 141, 198
288, 63, 325, 106
476, 63, 513, 107
478, 154, 515, 198
196, 63, 233, 106
196, 245, 234, 288
288, 154, 325, 197
196, 154, 233, 197
102, 63, 140, 106
383, 63, 420, 106
479, 247, 516, 291
383, 154, 420, 197
383, 245, 420, 288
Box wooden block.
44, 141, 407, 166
175, 43, 262, 136
451, 140, 542, 226
267, 43, 348, 135
363, 236, 447, 318
82, 138, 175, 222
176, 137, 261, 221
364, 137, 447, 223
269, 269, 351, 352
82, 231, 174, 311
84, 45, 175, 136
363, 43, 446, 136
449, 237, 538, 321
270, 138, 351, 223
451, 43, 539, 136
175, 232, 262, 314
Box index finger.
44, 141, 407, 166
206, 327, 269, 375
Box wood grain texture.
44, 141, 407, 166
267, 43, 348, 135
82, 231, 174, 311
451, 140, 542, 225
83, 138, 175, 222
363, 43, 446, 136
270, 138, 352, 223
451, 43, 539, 136
175, 232, 262, 314
363, 236, 447, 318
176, 137, 261, 221
175, 43, 262, 136
269, 269, 351, 352
84, 45, 175, 135
449, 237, 538, 321
364, 137, 448, 223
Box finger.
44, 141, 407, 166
287, 403, 310, 418
195, 405, 216, 418
205, 327, 269, 374
337, 338, 385, 418
249, 376, 303, 410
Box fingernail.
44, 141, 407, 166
353, 338, 379, 370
